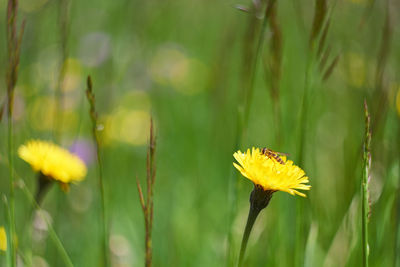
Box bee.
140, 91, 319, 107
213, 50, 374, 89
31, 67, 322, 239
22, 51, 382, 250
261, 147, 288, 165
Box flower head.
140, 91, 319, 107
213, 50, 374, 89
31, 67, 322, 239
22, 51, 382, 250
18, 140, 87, 184
233, 147, 310, 197
0, 226, 6, 251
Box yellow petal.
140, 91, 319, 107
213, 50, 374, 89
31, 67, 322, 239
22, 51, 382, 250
233, 147, 310, 197
18, 140, 87, 184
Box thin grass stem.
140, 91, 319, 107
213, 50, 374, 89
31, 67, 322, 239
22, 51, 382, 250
362, 100, 371, 267
7, 115, 16, 267
86, 76, 109, 267
136, 119, 156, 267
5, 0, 25, 264
18, 181, 74, 267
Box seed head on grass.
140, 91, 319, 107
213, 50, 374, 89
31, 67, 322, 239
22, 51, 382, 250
362, 100, 372, 267
85, 75, 109, 267
6, 0, 25, 115
233, 147, 310, 267
136, 118, 157, 267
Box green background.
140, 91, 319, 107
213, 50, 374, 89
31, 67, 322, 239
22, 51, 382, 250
0, 0, 399, 266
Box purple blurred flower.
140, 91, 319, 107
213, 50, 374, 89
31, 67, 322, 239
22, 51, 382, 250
69, 140, 95, 165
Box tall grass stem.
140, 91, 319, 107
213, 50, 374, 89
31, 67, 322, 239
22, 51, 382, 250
7, 116, 16, 267
6, 0, 25, 264
362, 100, 371, 267
136, 118, 157, 267
86, 76, 109, 267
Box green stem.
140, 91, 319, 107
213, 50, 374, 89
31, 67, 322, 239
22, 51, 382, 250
20, 182, 74, 267
362, 175, 369, 267
86, 76, 109, 267
362, 101, 371, 267
95, 139, 109, 267
8, 107, 16, 267
238, 207, 262, 267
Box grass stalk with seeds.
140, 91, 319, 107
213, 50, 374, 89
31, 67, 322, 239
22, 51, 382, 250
362, 100, 371, 267
136, 119, 157, 267
86, 76, 109, 267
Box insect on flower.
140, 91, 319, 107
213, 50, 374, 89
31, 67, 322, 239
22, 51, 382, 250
233, 147, 310, 197
260, 147, 289, 165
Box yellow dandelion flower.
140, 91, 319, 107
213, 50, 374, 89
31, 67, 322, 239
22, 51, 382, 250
233, 147, 311, 197
0, 227, 6, 251
18, 140, 87, 184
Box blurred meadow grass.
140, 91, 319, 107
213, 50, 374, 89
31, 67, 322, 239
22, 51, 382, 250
0, 0, 399, 266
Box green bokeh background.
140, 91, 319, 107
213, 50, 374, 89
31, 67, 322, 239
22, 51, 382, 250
0, 0, 399, 266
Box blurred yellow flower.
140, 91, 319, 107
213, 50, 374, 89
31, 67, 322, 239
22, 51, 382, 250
0, 227, 6, 251
18, 140, 87, 184
233, 147, 311, 197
